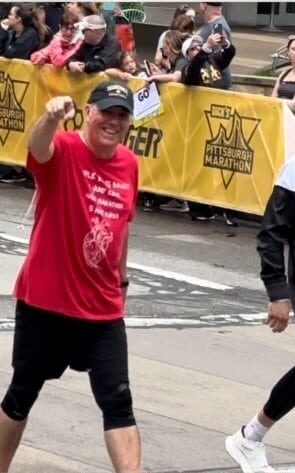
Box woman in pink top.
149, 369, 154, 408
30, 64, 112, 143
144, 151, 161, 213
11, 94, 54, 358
31, 11, 83, 68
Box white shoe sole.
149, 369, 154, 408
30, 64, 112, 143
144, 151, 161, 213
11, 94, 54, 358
225, 436, 254, 473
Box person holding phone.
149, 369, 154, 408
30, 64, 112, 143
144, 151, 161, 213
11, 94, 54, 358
148, 30, 236, 222
212, 22, 223, 36
197, 2, 232, 89
195, 2, 237, 224
181, 32, 235, 88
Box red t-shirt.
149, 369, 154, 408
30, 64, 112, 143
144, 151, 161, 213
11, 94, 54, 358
14, 131, 138, 321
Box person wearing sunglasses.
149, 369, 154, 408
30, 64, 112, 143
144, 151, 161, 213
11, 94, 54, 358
31, 11, 83, 67
272, 35, 295, 112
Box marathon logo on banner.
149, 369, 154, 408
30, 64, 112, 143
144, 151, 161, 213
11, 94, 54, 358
0, 71, 29, 145
203, 105, 260, 189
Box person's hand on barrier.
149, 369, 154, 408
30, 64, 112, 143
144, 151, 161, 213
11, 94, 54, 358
146, 75, 161, 83
45, 96, 76, 121
267, 300, 291, 333
36, 55, 47, 65
68, 61, 85, 73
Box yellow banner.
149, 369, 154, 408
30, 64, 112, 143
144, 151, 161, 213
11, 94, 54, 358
124, 84, 285, 216
0, 59, 287, 215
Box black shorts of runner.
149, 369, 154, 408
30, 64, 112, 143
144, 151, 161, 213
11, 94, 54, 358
1, 300, 136, 430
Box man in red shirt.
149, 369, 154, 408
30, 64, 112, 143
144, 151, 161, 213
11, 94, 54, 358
0, 81, 142, 473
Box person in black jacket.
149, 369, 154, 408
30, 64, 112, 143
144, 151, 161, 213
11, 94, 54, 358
147, 33, 237, 222
181, 33, 235, 88
0, 4, 43, 187
183, 33, 237, 224
0, 4, 41, 59
147, 33, 235, 91
68, 14, 120, 74
225, 157, 295, 473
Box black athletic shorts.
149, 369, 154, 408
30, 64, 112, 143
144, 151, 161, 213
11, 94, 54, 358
12, 300, 129, 384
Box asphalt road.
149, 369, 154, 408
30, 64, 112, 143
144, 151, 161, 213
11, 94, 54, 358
1, 184, 295, 473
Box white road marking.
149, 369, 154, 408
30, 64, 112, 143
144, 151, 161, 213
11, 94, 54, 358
0, 234, 232, 291
0, 233, 29, 245
0, 313, 268, 331
154, 234, 213, 245
128, 263, 232, 290
125, 314, 268, 327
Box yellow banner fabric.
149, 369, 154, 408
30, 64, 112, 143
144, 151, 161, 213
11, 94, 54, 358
0, 59, 285, 215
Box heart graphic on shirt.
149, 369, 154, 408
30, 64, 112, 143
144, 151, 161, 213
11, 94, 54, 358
83, 219, 113, 271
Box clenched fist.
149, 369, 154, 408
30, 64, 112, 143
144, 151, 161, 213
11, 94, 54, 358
45, 96, 76, 121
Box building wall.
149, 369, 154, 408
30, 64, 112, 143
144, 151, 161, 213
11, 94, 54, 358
225, 2, 295, 27
223, 2, 258, 26
144, 2, 198, 26
143, 2, 295, 27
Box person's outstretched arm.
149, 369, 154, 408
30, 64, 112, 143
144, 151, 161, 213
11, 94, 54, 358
28, 96, 75, 163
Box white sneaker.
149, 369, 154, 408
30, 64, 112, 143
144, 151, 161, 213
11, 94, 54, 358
159, 199, 189, 212
225, 430, 275, 473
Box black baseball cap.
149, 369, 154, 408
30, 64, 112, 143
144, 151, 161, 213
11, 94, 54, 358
205, 2, 223, 5
88, 81, 134, 114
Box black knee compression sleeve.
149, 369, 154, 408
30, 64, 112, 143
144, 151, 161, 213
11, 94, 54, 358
1, 372, 44, 421
263, 366, 295, 421
94, 383, 136, 431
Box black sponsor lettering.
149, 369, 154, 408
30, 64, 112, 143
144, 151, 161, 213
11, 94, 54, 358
145, 128, 162, 157
0, 116, 24, 131
134, 126, 148, 156
210, 104, 231, 119
124, 125, 163, 158
204, 150, 253, 174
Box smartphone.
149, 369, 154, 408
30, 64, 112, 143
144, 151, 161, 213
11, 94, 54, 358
143, 60, 161, 95
213, 23, 223, 35
143, 60, 152, 77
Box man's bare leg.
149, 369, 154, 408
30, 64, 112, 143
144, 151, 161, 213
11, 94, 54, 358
0, 408, 27, 472
105, 425, 142, 473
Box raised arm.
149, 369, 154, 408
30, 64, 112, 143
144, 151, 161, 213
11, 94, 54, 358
28, 96, 75, 163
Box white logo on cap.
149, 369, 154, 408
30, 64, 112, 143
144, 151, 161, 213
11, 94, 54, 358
107, 84, 128, 99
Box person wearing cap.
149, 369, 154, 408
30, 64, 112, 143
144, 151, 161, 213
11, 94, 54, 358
148, 30, 236, 224
197, 2, 232, 89
271, 35, 295, 111
68, 13, 121, 73
147, 31, 235, 90
0, 81, 143, 473
181, 31, 235, 88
